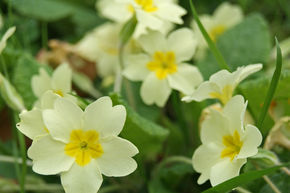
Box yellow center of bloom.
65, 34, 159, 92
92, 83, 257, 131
54, 90, 64, 97
129, 0, 158, 13
65, 130, 103, 166
209, 25, 226, 42
147, 51, 178, 80
221, 130, 243, 161
210, 85, 233, 105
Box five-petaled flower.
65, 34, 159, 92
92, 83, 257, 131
124, 28, 203, 107
97, 0, 186, 37
31, 63, 72, 99
182, 64, 262, 105
27, 96, 138, 193
192, 95, 262, 186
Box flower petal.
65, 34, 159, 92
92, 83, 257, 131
214, 2, 243, 28
43, 98, 83, 143
61, 162, 103, 193
83, 96, 126, 137
234, 64, 263, 85
17, 109, 47, 139
135, 10, 163, 36
97, 136, 138, 177
28, 135, 74, 175
237, 124, 262, 159
167, 28, 197, 62
138, 31, 167, 55
201, 109, 230, 146
51, 63, 72, 94
31, 68, 52, 98
182, 81, 218, 102
210, 158, 246, 186
154, 2, 186, 24
140, 73, 171, 107
222, 95, 247, 133
123, 54, 151, 81
209, 69, 234, 89
167, 64, 203, 95
40, 90, 60, 109
98, 0, 131, 23
192, 143, 222, 185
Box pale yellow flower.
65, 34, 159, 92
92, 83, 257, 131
124, 28, 203, 107
192, 95, 262, 186
28, 97, 138, 193
182, 64, 262, 105
97, 0, 186, 37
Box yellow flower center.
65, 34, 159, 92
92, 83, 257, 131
129, 0, 158, 13
221, 130, 243, 161
209, 85, 233, 105
65, 130, 103, 166
209, 25, 226, 42
54, 90, 64, 97
147, 51, 178, 80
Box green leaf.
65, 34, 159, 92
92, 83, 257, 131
257, 38, 282, 129
7, 0, 73, 22
12, 54, 41, 109
239, 70, 290, 136
110, 93, 169, 159
119, 15, 137, 47
202, 163, 289, 193
198, 14, 271, 79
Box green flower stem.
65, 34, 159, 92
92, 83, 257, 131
13, 112, 27, 193
153, 156, 192, 178
0, 155, 32, 166
257, 38, 282, 133
1, 55, 9, 80
171, 91, 191, 146
189, 0, 230, 71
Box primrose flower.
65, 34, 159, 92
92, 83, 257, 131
75, 23, 141, 78
124, 28, 203, 107
192, 95, 262, 186
191, 2, 243, 58
182, 64, 262, 105
28, 97, 138, 193
31, 63, 72, 98
17, 91, 60, 139
97, 0, 186, 37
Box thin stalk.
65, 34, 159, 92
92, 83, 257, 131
257, 38, 282, 132
153, 156, 192, 178
0, 155, 32, 166
189, 0, 230, 71
262, 175, 281, 193
13, 113, 26, 193
113, 45, 124, 93
171, 91, 190, 145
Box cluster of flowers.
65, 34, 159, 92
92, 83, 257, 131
0, 1, 266, 193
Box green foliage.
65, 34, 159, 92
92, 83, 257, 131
12, 54, 40, 109
198, 14, 271, 79
239, 70, 290, 135
110, 93, 169, 159
203, 163, 290, 193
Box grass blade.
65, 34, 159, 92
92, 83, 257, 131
189, 0, 230, 71
257, 38, 282, 132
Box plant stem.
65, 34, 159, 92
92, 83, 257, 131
189, 0, 230, 71
171, 91, 190, 145
113, 45, 124, 93
0, 155, 32, 166
13, 112, 27, 193
153, 156, 192, 177
257, 38, 282, 133
262, 175, 281, 193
